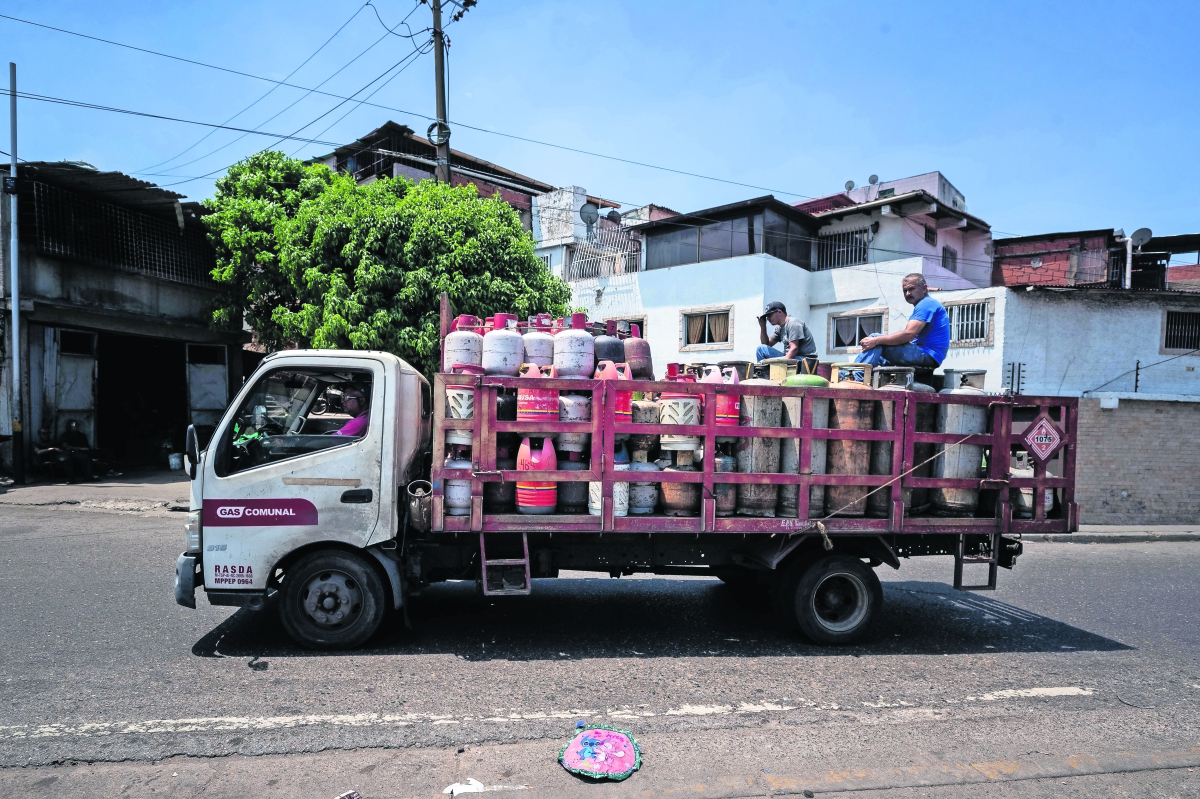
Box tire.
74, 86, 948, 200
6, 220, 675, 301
781, 554, 882, 645
278, 550, 387, 651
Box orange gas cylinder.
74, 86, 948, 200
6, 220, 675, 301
517, 363, 559, 438
594, 360, 633, 439
516, 436, 557, 515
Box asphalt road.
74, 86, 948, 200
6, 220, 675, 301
0, 504, 1197, 798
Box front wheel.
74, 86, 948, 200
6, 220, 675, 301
782, 554, 882, 645
279, 550, 386, 650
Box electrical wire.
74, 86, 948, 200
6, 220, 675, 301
366, 1, 429, 39
1084, 347, 1200, 394
138, 3, 371, 173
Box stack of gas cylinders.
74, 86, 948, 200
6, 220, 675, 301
442, 312, 998, 519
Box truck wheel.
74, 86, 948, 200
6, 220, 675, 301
279, 550, 386, 651
782, 554, 882, 645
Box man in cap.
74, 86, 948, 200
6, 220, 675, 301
756, 301, 817, 362
854, 273, 949, 369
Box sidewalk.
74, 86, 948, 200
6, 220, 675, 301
0, 469, 190, 516
1032, 524, 1200, 544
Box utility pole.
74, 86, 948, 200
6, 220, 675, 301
430, 0, 451, 183
7, 62, 22, 483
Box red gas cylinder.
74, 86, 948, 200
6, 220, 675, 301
702, 365, 740, 442
594, 360, 633, 438
517, 363, 559, 438
516, 436, 557, 515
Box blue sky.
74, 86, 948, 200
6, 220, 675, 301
3, 0, 1198, 247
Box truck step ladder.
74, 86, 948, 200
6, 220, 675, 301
479, 532, 532, 596
953, 533, 999, 591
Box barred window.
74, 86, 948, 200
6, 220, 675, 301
949, 302, 989, 342
1164, 311, 1200, 351
816, 227, 870, 270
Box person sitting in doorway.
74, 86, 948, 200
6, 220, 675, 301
60, 419, 109, 480
855, 273, 950, 370
333, 384, 370, 437
756, 301, 817, 362
32, 427, 79, 482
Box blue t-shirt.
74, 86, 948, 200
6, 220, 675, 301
910, 296, 950, 364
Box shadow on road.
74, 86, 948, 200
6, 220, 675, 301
194, 577, 1132, 661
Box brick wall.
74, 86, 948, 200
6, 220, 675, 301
993, 234, 1111, 287
1075, 398, 1200, 524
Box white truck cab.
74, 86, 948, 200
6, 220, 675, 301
175, 350, 431, 649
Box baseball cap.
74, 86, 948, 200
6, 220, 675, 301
762, 301, 786, 316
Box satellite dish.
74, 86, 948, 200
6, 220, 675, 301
1131, 227, 1153, 247
579, 202, 600, 226
606, 209, 622, 224
844, 180, 855, 191
868, 175, 879, 185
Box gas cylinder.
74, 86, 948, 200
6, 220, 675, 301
482, 313, 524, 376
594, 361, 632, 440
588, 441, 629, 517
932, 370, 988, 516
1010, 451, 1055, 519
661, 450, 700, 517
736, 378, 783, 517
628, 459, 661, 515
826, 370, 873, 516
517, 363, 559, 438
628, 400, 660, 461
593, 320, 625, 364
444, 363, 484, 447
522, 314, 555, 368
554, 313, 595, 378
442, 315, 483, 372
557, 450, 590, 514
714, 447, 738, 517
516, 436, 557, 515
557, 393, 591, 453
908, 381, 937, 514
623, 323, 654, 379
778, 390, 804, 518
444, 445, 473, 516
867, 367, 915, 518
483, 450, 516, 513
702, 365, 740, 443
659, 373, 701, 452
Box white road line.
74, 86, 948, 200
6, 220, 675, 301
0, 690, 1094, 741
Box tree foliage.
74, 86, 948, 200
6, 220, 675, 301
204, 152, 572, 376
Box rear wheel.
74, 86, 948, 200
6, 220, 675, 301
782, 554, 882, 645
279, 550, 386, 650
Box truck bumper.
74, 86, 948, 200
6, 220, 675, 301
175, 553, 199, 609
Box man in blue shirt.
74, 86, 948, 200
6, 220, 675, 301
854, 273, 950, 369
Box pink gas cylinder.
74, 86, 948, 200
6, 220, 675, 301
516, 436, 557, 515
517, 363, 559, 439
623, 323, 654, 379
594, 360, 632, 439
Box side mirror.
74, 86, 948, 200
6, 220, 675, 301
185, 425, 200, 480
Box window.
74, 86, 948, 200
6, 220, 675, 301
645, 210, 812, 270
58, 330, 95, 356
948, 301, 989, 343
877, 187, 895, 198
680, 308, 732, 350
763, 210, 810, 269
538, 253, 552, 270
831, 312, 883, 350
816, 227, 871, 270
215, 368, 374, 476
924, 225, 937, 247
1164, 311, 1200, 351
942, 245, 958, 274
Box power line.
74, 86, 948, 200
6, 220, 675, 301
139, 3, 371, 173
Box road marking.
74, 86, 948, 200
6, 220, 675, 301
0, 690, 1094, 741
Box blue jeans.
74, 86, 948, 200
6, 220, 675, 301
854, 341, 939, 369
756, 345, 784, 361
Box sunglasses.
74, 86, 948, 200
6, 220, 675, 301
344, 395, 365, 403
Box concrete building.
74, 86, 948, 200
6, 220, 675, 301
1, 161, 240, 474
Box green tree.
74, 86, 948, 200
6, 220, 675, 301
203, 151, 335, 348
204, 151, 573, 376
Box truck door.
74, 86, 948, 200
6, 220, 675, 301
200, 358, 385, 592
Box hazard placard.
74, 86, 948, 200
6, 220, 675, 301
1024, 417, 1063, 461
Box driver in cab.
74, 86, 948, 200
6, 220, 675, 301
333, 384, 370, 437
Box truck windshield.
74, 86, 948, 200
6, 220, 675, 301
217, 368, 374, 476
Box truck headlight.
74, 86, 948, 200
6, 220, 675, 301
184, 510, 202, 554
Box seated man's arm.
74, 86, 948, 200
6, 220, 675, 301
784, 340, 801, 359
860, 319, 925, 350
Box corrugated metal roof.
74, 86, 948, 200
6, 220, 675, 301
626, 195, 820, 233
8, 160, 203, 227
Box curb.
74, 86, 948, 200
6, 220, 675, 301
1028, 533, 1200, 544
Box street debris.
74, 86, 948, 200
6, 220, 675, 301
335, 792, 362, 799
559, 723, 642, 781
442, 778, 529, 795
